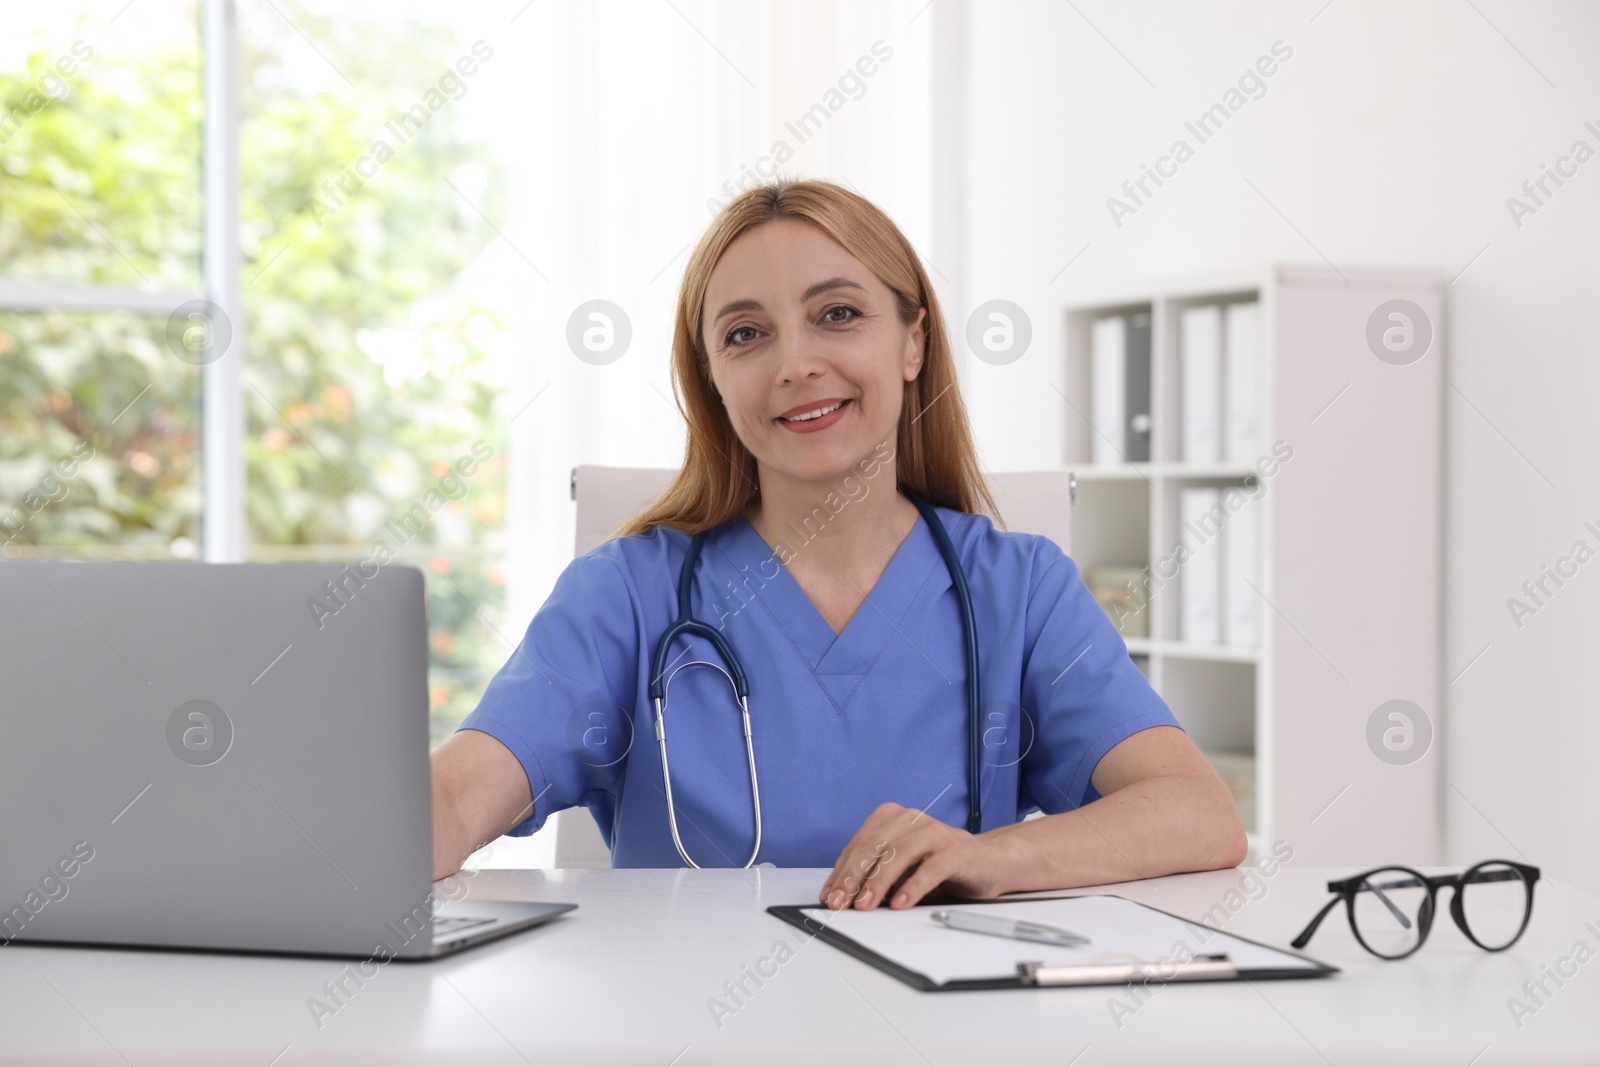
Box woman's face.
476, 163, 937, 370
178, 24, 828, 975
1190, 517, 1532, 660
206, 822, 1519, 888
700, 218, 924, 491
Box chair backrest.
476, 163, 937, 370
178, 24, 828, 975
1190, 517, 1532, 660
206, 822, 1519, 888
554, 465, 1076, 868
572, 465, 1074, 553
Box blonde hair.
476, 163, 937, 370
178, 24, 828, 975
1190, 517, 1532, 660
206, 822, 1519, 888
614, 177, 1001, 539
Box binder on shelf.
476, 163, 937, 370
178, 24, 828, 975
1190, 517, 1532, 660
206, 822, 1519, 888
768, 893, 1335, 992
1179, 487, 1222, 645
1180, 304, 1222, 463
1125, 312, 1152, 462
1222, 505, 1257, 648
1090, 315, 1126, 463
1224, 302, 1260, 462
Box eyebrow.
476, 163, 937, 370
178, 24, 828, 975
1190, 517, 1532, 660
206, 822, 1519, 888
709, 276, 868, 327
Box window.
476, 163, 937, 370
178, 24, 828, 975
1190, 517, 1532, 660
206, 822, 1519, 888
239, 1, 512, 740
2, 1, 512, 743
2, 0, 936, 814
1, 5, 204, 559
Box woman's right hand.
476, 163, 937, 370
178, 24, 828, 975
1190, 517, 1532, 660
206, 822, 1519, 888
429, 728, 534, 880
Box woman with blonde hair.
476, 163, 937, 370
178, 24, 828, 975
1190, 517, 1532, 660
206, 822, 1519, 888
432, 178, 1245, 910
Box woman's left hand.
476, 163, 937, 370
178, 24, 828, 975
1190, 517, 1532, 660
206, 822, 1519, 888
818, 802, 1024, 910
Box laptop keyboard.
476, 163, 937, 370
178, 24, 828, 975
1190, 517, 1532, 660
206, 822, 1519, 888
433, 915, 494, 936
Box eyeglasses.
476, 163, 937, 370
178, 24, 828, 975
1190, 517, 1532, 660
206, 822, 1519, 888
1291, 860, 1541, 960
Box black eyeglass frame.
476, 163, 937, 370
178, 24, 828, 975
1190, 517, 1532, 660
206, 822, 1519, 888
1290, 859, 1541, 960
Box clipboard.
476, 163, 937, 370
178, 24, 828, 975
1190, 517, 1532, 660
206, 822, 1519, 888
767, 892, 1339, 992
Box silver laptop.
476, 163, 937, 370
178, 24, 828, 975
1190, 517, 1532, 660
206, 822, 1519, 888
0, 560, 573, 960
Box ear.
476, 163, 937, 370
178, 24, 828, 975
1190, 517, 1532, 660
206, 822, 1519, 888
903, 307, 926, 382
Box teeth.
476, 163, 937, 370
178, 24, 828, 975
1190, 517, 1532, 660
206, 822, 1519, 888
783, 401, 844, 422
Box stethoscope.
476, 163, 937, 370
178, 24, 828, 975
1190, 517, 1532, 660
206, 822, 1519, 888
648, 490, 981, 869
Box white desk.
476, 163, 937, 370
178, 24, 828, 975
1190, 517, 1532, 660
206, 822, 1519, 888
2, 865, 1596, 1065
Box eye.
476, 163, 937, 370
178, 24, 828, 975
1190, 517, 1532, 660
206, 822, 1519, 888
822, 304, 861, 325
724, 324, 761, 348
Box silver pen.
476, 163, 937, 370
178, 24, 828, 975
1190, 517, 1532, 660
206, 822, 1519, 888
929, 909, 1090, 947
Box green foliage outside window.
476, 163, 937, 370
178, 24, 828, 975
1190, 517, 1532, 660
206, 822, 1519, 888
0, 5, 514, 743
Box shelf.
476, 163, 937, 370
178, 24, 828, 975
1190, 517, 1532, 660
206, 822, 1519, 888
1166, 641, 1258, 664
1122, 637, 1258, 664
1160, 464, 1262, 481
1064, 266, 1444, 866
1071, 465, 1156, 482
1073, 463, 1261, 481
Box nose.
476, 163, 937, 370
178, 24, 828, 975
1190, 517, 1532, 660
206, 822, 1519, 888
774, 323, 827, 384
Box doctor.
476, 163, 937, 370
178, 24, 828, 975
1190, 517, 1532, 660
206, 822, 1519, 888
431, 178, 1246, 910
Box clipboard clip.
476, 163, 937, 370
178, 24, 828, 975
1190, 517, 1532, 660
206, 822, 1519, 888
1018, 953, 1238, 987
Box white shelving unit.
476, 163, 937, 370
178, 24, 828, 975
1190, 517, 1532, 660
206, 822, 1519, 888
1063, 265, 1444, 867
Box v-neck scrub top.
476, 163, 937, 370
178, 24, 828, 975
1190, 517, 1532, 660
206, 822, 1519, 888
455, 504, 1185, 868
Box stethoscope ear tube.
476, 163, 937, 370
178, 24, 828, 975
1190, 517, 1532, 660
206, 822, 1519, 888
907, 492, 983, 836
649, 531, 749, 703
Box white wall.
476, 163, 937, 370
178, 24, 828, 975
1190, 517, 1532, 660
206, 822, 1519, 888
945, 0, 1600, 894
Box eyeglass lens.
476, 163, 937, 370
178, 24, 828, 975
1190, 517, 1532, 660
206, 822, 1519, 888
1458, 861, 1531, 949
1352, 868, 1431, 958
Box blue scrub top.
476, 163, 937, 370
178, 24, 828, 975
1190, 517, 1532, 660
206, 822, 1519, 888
455, 503, 1184, 868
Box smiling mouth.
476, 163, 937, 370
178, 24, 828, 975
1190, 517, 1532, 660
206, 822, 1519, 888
779, 399, 850, 423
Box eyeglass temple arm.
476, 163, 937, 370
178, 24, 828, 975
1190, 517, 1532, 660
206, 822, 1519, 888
1290, 894, 1342, 949
1295, 875, 1418, 949
1360, 879, 1415, 928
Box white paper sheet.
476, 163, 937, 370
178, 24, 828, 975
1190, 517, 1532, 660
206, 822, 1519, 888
797, 895, 1323, 986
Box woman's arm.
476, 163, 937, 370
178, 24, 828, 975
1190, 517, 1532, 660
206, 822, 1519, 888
819, 725, 1246, 909
430, 728, 535, 880
984, 725, 1247, 892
